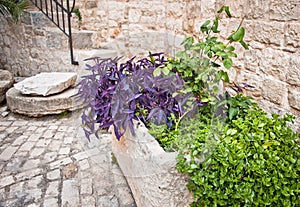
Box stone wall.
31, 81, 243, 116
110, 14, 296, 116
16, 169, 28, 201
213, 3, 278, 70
0, 10, 77, 76
0, 0, 299, 130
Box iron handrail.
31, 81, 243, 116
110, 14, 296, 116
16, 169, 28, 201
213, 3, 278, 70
30, 0, 78, 65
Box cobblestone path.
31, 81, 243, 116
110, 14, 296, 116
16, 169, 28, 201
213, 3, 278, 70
0, 104, 136, 207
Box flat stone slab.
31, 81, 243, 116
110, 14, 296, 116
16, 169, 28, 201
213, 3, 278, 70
6, 87, 84, 117
14, 72, 77, 96
0, 70, 14, 102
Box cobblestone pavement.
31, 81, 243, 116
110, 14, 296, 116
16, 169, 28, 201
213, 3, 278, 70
0, 104, 136, 207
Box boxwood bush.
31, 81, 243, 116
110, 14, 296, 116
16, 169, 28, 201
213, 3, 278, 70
176, 100, 300, 206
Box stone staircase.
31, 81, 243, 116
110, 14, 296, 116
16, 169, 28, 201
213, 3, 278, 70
3, 9, 118, 114
16, 9, 118, 77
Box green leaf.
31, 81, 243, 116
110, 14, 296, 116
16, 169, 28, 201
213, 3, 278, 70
161, 67, 170, 75
217, 6, 224, 14
263, 141, 273, 149
229, 107, 238, 120
240, 40, 249, 50
227, 46, 235, 51
212, 18, 220, 33
153, 68, 161, 77
223, 72, 230, 82
227, 51, 237, 58
227, 128, 237, 135
200, 20, 211, 33
190, 164, 198, 169
224, 6, 232, 18
223, 58, 233, 69
182, 37, 194, 50
201, 20, 211, 28
201, 97, 209, 102
216, 51, 227, 58
232, 27, 245, 42
149, 52, 155, 64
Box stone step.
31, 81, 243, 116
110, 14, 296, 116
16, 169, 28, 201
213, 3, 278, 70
0, 70, 14, 103
74, 49, 118, 69
26, 11, 95, 50
25, 10, 80, 30
37, 28, 97, 50
6, 87, 84, 117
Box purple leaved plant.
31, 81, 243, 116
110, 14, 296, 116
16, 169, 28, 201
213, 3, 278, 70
76, 53, 186, 140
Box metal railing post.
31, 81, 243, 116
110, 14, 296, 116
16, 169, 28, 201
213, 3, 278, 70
29, 0, 78, 65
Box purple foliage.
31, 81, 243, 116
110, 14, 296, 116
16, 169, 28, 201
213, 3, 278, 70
76, 53, 185, 140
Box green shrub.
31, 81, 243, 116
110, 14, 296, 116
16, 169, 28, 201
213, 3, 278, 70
176, 103, 300, 206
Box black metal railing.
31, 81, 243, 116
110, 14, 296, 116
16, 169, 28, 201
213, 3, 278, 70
30, 0, 78, 65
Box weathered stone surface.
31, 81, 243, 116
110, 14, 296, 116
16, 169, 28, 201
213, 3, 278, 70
0, 111, 136, 207
270, 0, 300, 21
288, 87, 300, 111
254, 21, 284, 46
46, 29, 68, 49
6, 87, 84, 117
259, 48, 289, 82
247, 0, 271, 19
262, 79, 286, 105
0, 69, 14, 102
287, 55, 300, 87
85, 1, 97, 9
73, 30, 94, 49
14, 72, 77, 96
61, 180, 80, 207
285, 23, 300, 48
78, 49, 118, 69
111, 122, 193, 207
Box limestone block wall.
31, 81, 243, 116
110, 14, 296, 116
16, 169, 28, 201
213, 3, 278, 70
0, 0, 299, 130
0, 11, 79, 76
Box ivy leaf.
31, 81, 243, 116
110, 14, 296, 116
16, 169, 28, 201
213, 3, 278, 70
223, 58, 233, 69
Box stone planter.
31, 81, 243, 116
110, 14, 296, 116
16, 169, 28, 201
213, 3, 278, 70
111, 122, 193, 207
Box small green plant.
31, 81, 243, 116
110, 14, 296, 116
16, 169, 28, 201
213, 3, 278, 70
72, 7, 82, 24
176, 102, 300, 206
153, 6, 249, 105
0, 0, 29, 23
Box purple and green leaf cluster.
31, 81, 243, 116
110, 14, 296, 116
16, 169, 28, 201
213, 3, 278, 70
76, 53, 186, 140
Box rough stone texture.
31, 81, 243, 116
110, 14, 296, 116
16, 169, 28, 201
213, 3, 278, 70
288, 87, 300, 111
6, 87, 84, 117
111, 122, 193, 207
262, 79, 287, 105
14, 72, 77, 96
270, 0, 300, 21
0, 69, 14, 102
0, 109, 136, 207
285, 23, 300, 48
73, 30, 95, 49
286, 54, 300, 87
254, 21, 284, 46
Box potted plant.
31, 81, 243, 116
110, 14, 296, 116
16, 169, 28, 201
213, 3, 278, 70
77, 6, 299, 207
